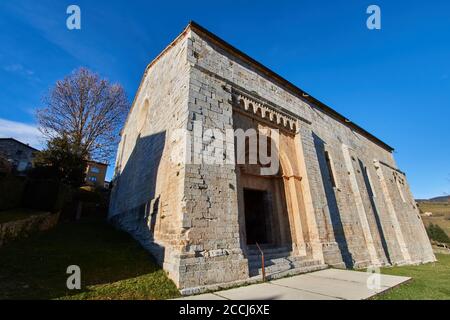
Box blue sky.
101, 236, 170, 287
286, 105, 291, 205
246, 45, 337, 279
0, 1, 449, 198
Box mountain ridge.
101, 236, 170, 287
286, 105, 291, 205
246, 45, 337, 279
416, 195, 450, 203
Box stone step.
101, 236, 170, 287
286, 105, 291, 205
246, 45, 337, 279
247, 251, 292, 262
249, 255, 309, 268
263, 263, 329, 281
247, 243, 291, 249
247, 246, 292, 256
249, 257, 323, 277
250, 258, 318, 273
249, 263, 292, 276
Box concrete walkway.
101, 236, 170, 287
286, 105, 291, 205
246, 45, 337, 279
175, 269, 410, 300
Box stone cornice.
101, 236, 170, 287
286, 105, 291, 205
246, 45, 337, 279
230, 88, 299, 133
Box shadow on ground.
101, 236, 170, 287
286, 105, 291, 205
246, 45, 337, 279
0, 217, 180, 300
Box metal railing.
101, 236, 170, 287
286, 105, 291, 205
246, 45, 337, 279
255, 242, 266, 282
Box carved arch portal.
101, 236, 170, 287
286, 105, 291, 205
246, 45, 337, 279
231, 89, 314, 257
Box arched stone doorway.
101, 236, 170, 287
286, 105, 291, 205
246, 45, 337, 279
233, 107, 306, 256
240, 164, 293, 247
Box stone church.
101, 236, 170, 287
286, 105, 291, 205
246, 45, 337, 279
109, 22, 435, 294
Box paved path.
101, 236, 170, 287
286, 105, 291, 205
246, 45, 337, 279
174, 269, 410, 300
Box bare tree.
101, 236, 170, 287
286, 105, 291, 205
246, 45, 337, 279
37, 68, 130, 163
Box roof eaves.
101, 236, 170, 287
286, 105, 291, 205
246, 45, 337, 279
188, 21, 394, 152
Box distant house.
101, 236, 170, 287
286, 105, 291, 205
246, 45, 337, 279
0, 138, 39, 174
0, 152, 12, 176
85, 160, 107, 188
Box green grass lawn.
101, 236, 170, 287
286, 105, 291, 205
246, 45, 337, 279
2, 212, 448, 301
0, 208, 48, 224
0, 217, 180, 300
375, 254, 450, 300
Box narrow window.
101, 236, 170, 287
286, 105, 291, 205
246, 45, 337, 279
138, 99, 149, 132
115, 134, 127, 176
324, 150, 337, 188
91, 166, 100, 174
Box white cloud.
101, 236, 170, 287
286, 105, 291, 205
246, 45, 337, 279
0, 118, 45, 149
3, 64, 34, 76
2, 64, 40, 82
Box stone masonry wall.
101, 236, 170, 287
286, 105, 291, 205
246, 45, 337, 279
177, 33, 249, 289
109, 34, 191, 286
0, 212, 59, 247
187, 28, 435, 269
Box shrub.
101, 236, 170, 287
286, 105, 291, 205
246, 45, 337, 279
426, 223, 450, 244
59, 186, 110, 221
22, 179, 72, 213
0, 175, 26, 211
73, 187, 102, 203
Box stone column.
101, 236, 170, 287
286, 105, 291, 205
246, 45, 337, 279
294, 127, 324, 263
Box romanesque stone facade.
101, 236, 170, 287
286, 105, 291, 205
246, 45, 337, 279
109, 22, 435, 294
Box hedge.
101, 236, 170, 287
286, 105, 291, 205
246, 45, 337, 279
22, 179, 72, 213
0, 176, 26, 211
